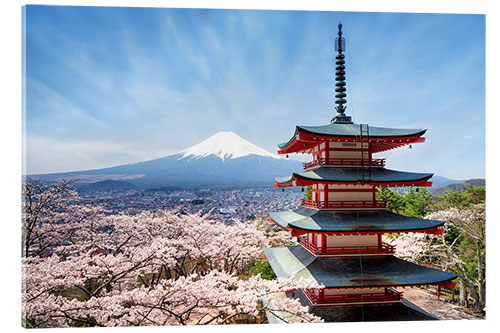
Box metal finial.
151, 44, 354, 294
336, 23, 344, 53
331, 22, 352, 124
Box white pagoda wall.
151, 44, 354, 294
328, 150, 369, 159
326, 234, 378, 247
327, 191, 372, 201
327, 142, 369, 160
312, 184, 374, 202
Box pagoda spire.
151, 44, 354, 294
331, 23, 353, 124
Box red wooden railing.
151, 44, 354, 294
303, 157, 386, 170
304, 288, 402, 305
298, 235, 394, 256
301, 199, 387, 210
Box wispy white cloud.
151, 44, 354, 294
25, 134, 175, 174
26, 80, 110, 138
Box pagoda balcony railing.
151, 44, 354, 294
298, 235, 395, 257
303, 158, 386, 170
301, 199, 387, 211
303, 288, 402, 306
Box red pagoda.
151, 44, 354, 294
264, 24, 457, 322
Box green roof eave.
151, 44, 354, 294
269, 209, 444, 233
277, 123, 426, 149
264, 246, 457, 288
275, 167, 433, 185
298, 123, 426, 138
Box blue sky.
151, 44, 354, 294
23, 6, 485, 179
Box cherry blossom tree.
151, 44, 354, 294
251, 215, 296, 247
384, 232, 436, 263
426, 204, 485, 311
25, 270, 320, 327
379, 184, 485, 312
22, 179, 80, 257
22, 180, 322, 327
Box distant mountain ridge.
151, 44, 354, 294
431, 178, 485, 195
31, 131, 301, 189
428, 175, 464, 189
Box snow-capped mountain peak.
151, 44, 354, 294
179, 131, 279, 160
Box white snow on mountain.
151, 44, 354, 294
178, 131, 280, 160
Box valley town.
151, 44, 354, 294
78, 187, 303, 224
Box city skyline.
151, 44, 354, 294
23, 6, 485, 180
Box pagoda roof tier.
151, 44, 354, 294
269, 208, 444, 234
264, 245, 457, 288
274, 167, 433, 187
277, 123, 426, 155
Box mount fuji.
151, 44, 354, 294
31, 131, 302, 189
179, 131, 278, 161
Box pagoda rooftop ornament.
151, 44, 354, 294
332, 23, 352, 124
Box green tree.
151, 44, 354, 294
248, 257, 277, 280
304, 186, 312, 201
376, 187, 405, 213
403, 187, 434, 218
299, 186, 312, 209
434, 185, 485, 210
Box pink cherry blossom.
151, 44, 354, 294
22, 191, 322, 327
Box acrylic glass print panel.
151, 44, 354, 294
22, 4, 485, 327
